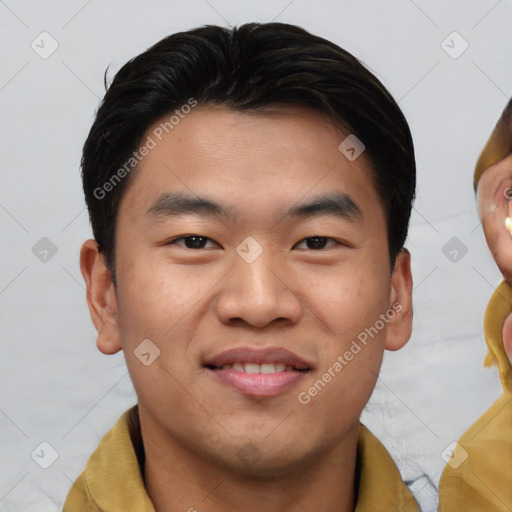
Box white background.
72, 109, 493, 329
1, 1, 511, 511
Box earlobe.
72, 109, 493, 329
384, 248, 413, 351
80, 239, 122, 355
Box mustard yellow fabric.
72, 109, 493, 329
438, 281, 512, 511
354, 424, 420, 511
63, 407, 419, 512
63, 407, 155, 512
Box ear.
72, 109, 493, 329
384, 248, 413, 351
80, 239, 122, 355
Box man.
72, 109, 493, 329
64, 22, 418, 511
438, 101, 512, 511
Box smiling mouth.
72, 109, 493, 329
202, 347, 313, 396
204, 362, 310, 373
204, 363, 310, 397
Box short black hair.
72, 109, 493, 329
82, 22, 415, 283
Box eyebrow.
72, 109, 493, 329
145, 192, 363, 223
284, 193, 362, 222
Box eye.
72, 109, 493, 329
167, 235, 220, 249
294, 236, 339, 250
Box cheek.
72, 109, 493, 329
309, 269, 388, 419
478, 189, 497, 219
482, 214, 501, 258
115, 253, 214, 342
296, 258, 390, 342
484, 220, 512, 277
114, 259, 212, 413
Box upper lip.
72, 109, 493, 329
204, 347, 312, 370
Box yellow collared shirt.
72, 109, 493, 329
63, 406, 419, 512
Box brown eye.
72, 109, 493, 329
183, 236, 209, 249
168, 236, 219, 249
294, 236, 337, 250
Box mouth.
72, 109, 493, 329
204, 346, 312, 371
205, 362, 310, 373
203, 347, 312, 397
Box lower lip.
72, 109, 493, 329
208, 368, 308, 397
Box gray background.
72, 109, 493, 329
2, 1, 512, 510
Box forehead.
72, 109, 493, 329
118, 105, 383, 222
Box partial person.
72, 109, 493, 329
438, 99, 512, 511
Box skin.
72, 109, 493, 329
80, 106, 413, 512
476, 152, 512, 364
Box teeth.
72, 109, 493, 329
245, 363, 260, 374
260, 363, 276, 373
219, 362, 296, 373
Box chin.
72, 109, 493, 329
226, 451, 312, 480
206, 437, 318, 480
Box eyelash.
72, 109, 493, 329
165, 235, 341, 250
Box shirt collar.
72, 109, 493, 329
71, 405, 419, 511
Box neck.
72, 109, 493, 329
141, 414, 359, 512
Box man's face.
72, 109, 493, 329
86, 106, 412, 476
477, 153, 512, 283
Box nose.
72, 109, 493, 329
215, 250, 302, 328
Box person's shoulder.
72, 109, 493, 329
355, 424, 420, 512
62, 470, 100, 512
62, 405, 155, 512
